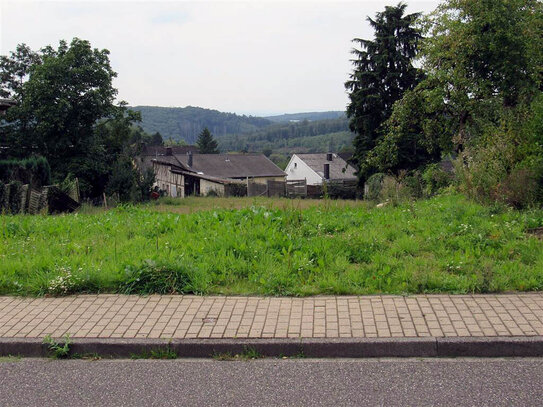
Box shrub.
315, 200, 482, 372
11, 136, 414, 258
454, 97, 543, 208
138, 168, 156, 201
378, 176, 412, 205
0, 156, 51, 186
326, 181, 359, 200
422, 163, 453, 197
402, 171, 424, 199
121, 259, 205, 295
205, 189, 220, 197
106, 156, 139, 202
364, 173, 385, 200
455, 137, 543, 209
495, 167, 543, 208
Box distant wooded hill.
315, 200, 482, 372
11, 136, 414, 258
218, 117, 352, 152
131, 105, 348, 143
130, 106, 353, 168
130, 106, 272, 143
264, 111, 345, 122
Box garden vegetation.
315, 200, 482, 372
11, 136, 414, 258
1, 194, 542, 297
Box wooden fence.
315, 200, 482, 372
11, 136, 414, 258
247, 179, 359, 199
0, 181, 80, 214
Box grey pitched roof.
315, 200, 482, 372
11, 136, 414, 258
296, 153, 357, 180
176, 153, 285, 179
152, 155, 191, 171
138, 152, 189, 173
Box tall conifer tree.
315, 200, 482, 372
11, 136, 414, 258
196, 127, 219, 154
345, 3, 422, 182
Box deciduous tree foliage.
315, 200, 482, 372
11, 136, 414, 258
345, 2, 422, 182
370, 0, 543, 206
0, 38, 147, 198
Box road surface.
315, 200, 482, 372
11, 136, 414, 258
1, 358, 542, 406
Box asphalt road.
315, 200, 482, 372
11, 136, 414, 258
1, 358, 542, 406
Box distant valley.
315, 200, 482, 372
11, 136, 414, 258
130, 106, 352, 165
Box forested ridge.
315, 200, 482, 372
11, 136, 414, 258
130, 105, 272, 143
131, 105, 352, 156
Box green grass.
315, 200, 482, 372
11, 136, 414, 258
212, 347, 263, 361
1, 193, 543, 296
130, 347, 178, 360
0, 355, 22, 363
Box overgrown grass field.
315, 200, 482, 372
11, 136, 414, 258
1, 194, 543, 296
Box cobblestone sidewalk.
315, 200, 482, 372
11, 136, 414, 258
1, 294, 542, 340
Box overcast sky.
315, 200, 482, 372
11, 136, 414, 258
1, 0, 440, 116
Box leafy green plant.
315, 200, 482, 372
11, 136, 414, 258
43, 334, 72, 359
422, 163, 452, 197
240, 347, 263, 360
121, 259, 196, 295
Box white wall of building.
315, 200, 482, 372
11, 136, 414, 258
284, 154, 323, 185
200, 179, 225, 196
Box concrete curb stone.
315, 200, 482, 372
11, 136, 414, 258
2, 336, 543, 359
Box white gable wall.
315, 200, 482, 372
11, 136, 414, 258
285, 154, 323, 185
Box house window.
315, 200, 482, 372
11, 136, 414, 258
294, 163, 297, 168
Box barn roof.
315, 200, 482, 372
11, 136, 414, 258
176, 153, 285, 179
152, 155, 191, 171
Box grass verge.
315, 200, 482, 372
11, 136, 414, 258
1, 193, 543, 296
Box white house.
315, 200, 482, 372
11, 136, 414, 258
285, 153, 357, 185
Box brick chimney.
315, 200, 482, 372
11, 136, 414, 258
323, 163, 330, 180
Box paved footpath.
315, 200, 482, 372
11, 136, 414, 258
1, 293, 543, 340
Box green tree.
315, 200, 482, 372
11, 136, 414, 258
368, 77, 453, 173
345, 2, 422, 182
424, 0, 542, 112
0, 38, 141, 197
164, 137, 187, 147
0, 44, 41, 98
196, 127, 219, 154
149, 132, 164, 146
106, 155, 138, 202
376, 0, 543, 205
